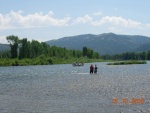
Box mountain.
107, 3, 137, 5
134, 42, 150, 52
46, 33, 150, 55
0, 44, 10, 51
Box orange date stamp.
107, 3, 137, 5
112, 98, 144, 105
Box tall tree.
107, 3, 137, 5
6, 35, 19, 58
87, 48, 93, 58
30, 40, 41, 58
73, 50, 76, 57
19, 38, 30, 59
82, 46, 88, 57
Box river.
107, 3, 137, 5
0, 62, 150, 113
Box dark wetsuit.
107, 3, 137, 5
94, 66, 98, 73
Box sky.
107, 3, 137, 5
0, 0, 150, 44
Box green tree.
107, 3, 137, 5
6, 35, 19, 58
87, 48, 93, 58
139, 52, 146, 60
73, 50, 76, 57
76, 50, 82, 58
147, 50, 150, 60
40, 42, 49, 55
0, 51, 11, 58
93, 52, 99, 59
19, 38, 29, 59
82, 46, 88, 57
30, 40, 41, 58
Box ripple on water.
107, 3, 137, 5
0, 62, 150, 113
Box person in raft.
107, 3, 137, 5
94, 65, 98, 74
90, 64, 94, 74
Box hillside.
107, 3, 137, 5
46, 33, 150, 55
134, 42, 150, 52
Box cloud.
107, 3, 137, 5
0, 10, 149, 32
0, 10, 71, 30
72, 15, 93, 25
21, 11, 70, 27
71, 14, 144, 29
146, 24, 150, 28
91, 16, 142, 28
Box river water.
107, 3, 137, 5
0, 62, 150, 113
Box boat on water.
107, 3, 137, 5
72, 62, 84, 66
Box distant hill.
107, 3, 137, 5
46, 33, 150, 54
134, 42, 150, 52
0, 44, 10, 51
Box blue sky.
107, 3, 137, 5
0, 0, 150, 43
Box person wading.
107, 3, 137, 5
94, 65, 98, 74
90, 64, 94, 74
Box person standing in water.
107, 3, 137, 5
94, 65, 98, 74
90, 64, 94, 74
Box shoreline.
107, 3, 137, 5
0, 57, 113, 66
107, 60, 147, 65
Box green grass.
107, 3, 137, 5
0, 56, 111, 66
107, 60, 147, 65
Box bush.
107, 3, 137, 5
107, 60, 147, 65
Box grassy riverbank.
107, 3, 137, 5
0, 56, 112, 66
107, 60, 147, 65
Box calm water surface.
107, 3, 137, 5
0, 62, 150, 113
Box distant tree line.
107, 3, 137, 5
0, 35, 99, 60
0, 51, 11, 58
102, 51, 150, 60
